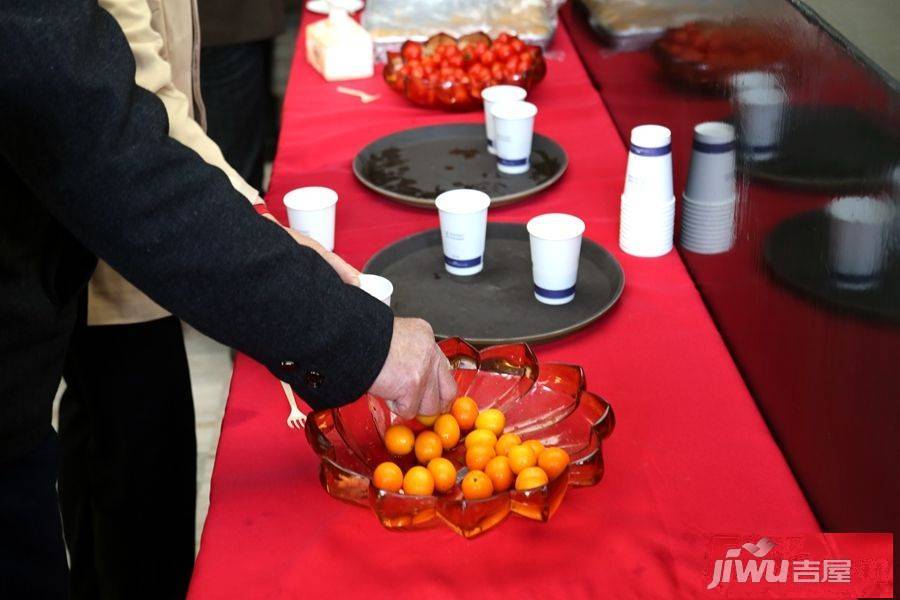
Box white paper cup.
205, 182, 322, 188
736, 87, 786, 162
358, 274, 393, 306
623, 125, 673, 202
491, 101, 537, 175
730, 70, 778, 94
827, 196, 894, 289
482, 85, 527, 155
684, 122, 736, 203
284, 187, 339, 251
435, 189, 491, 276
527, 214, 585, 305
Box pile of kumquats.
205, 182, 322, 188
373, 396, 570, 499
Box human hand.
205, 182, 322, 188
369, 318, 457, 419
263, 213, 360, 285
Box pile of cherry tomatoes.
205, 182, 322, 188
384, 32, 546, 111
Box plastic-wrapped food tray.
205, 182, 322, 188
576, 0, 741, 52
362, 0, 564, 62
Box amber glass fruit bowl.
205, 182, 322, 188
304, 338, 615, 538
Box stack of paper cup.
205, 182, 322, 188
482, 85, 527, 155
680, 121, 737, 254
619, 124, 675, 257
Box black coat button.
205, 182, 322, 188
280, 360, 297, 371
305, 370, 323, 389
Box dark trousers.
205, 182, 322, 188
0, 429, 69, 599
58, 316, 196, 600
200, 41, 271, 192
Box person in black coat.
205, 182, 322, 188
0, 1, 456, 598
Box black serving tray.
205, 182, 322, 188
763, 209, 900, 322
740, 106, 900, 192
352, 124, 568, 208
363, 223, 624, 345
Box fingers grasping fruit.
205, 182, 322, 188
414, 430, 443, 464
416, 414, 438, 426
384, 424, 415, 456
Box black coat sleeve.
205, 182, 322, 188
0, 0, 393, 409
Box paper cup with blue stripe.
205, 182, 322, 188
736, 86, 785, 162
684, 121, 736, 204
435, 189, 491, 276
528, 213, 585, 305
482, 85, 527, 155
623, 125, 673, 203
491, 101, 538, 175
827, 196, 894, 290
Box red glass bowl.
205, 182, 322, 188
383, 36, 547, 112
304, 338, 615, 538
654, 20, 786, 92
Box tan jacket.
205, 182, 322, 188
89, 0, 267, 325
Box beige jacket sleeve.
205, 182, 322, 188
97, 0, 265, 210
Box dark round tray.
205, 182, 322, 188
363, 222, 625, 345
352, 124, 568, 209
739, 106, 900, 192
763, 210, 900, 323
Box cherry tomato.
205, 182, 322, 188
474, 42, 488, 56
444, 45, 460, 58
494, 43, 511, 61
480, 50, 495, 66
491, 62, 504, 80
448, 54, 463, 68
411, 66, 424, 79
510, 38, 525, 53
401, 41, 423, 61
497, 33, 510, 44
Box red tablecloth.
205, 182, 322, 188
188, 15, 819, 599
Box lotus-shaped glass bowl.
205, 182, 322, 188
304, 338, 615, 538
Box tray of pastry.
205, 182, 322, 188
362, 0, 564, 62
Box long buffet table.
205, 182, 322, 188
187, 11, 820, 599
